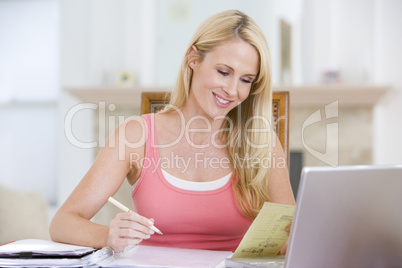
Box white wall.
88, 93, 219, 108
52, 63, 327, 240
57, 0, 155, 205
373, 0, 402, 165
301, 0, 376, 84
60, 0, 152, 88
58, 0, 98, 205
0, 0, 59, 204
0, 0, 59, 102
268, 0, 304, 85
156, 0, 303, 86
0, 103, 57, 202
301, 0, 402, 165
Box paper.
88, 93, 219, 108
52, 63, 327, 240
225, 255, 285, 267
98, 245, 233, 268
0, 239, 101, 267
0, 239, 95, 258
0, 255, 95, 267
233, 202, 295, 258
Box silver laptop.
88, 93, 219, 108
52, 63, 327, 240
284, 165, 402, 268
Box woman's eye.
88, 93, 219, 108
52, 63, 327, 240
241, 78, 252, 84
218, 70, 229, 76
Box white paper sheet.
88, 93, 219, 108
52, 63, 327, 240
98, 245, 233, 268
0, 239, 101, 267
0, 239, 95, 257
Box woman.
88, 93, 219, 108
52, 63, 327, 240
50, 10, 295, 254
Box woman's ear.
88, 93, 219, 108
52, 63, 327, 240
187, 45, 199, 70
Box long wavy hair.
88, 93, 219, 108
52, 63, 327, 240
165, 10, 273, 219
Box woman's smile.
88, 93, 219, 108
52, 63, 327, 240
213, 92, 232, 107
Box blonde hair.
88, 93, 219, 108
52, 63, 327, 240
167, 10, 273, 218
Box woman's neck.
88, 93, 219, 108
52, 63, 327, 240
167, 104, 227, 148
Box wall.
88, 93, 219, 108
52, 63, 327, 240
58, 0, 161, 222
58, 0, 92, 207
58, 0, 151, 205
0, 103, 58, 201
290, 106, 374, 167
373, 0, 402, 165
301, 0, 375, 84
298, 0, 402, 168
156, 0, 303, 86
0, 0, 59, 205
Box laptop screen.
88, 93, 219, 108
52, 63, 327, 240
284, 165, 402, 268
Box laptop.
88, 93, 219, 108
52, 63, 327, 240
284, 165, 402, 268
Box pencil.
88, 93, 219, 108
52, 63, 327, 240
108, 197, 163, 235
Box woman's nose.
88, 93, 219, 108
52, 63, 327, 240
224, 79, 238, 97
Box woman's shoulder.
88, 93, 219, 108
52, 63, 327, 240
154, 111, 185, 145
114, 114, 148, 149
119, 114, 146, 131
116, 112, 173, 141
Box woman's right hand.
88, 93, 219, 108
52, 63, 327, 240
107, 212, 155, 253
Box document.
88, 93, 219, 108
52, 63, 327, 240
225, 255, 285, 267
0, 239, 102, 267
0, 239, 95, 258
232, 202, 295, 258
98, 245, 233, 268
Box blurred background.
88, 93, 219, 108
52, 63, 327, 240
0, 0, 401, 243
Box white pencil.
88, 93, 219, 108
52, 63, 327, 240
108, 196, 163, 235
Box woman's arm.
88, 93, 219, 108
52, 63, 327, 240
49, 117, 154, 250
267, 134, 295, 206
267, 133, 296, 255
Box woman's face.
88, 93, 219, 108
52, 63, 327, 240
188, 39, 259, 120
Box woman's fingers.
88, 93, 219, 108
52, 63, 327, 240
285, 222, 292, 233
111, 212, 155, 237
117, 212, 155, 233
112, 217, 155, 236
108, 235, 143, 253
108, 212, 155, 253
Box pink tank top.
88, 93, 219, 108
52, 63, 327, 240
131, 113, 253, 251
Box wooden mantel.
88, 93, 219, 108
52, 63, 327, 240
278, 84, 390, 107
65, 84, 390, 108
65, 86, 163, 107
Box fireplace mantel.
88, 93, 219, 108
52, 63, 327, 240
65, 84, 390, 108
277, 84, 389, 107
